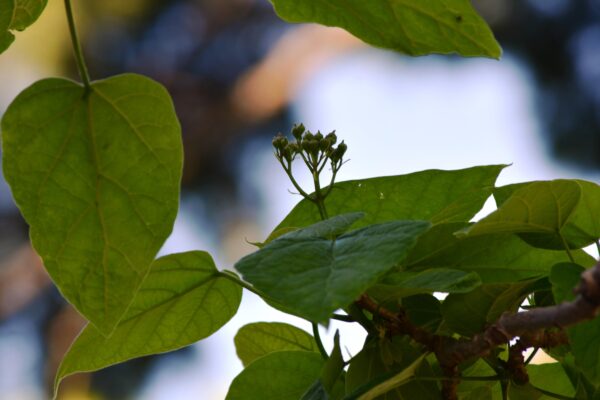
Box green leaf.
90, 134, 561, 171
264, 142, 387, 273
55, 252, 241, 392
272, 165, 506, 235
550, 262, 585, 303
405, 223, 594, 283
234, 322, 319, 367
441, 279, 538, 337
462, 179, 600, 250
0, 0, 47, 53
568, 318, 600, 387
526, 363, 575, 399
236, 219, 431, 322
321, 332, 345, 395
226, 351, 323, 400
369, 268, 481, 302
457, 360, 501, 399
2, 74, 183, 334
270, 0, 501, 58
402, 295, 442, 332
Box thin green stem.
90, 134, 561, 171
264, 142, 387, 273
312, 322, 328, 360
530, 384, 574, 400
560, 235, 575, 263
64, 0, 91, 91
219, 270, 270, 299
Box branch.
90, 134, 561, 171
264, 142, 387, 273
354, 261, 600, 400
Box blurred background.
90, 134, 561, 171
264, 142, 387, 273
0, 0, 599, 398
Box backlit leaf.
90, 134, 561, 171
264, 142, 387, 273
226, 351, 323, 400
236, 219, 431, 322
2, 74, 183, 334
0, 0, 47, 53
270, 0, 501, 58
463, 179, 600, 250
235, 322, 318, 367
55, 252, 241, 392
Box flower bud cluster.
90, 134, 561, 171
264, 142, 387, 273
272, 124, 347, 172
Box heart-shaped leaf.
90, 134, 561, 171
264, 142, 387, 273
235, 322, 319, 367
236, 219, 431, 322
55, 251, 241, 393
2, 74, 183, 334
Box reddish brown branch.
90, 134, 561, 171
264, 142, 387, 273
355, 261, 600, 400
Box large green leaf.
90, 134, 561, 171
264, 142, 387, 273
272, 165, 506, 235
236, 219, 431, 322
226, 351, 323, 400
405, 223, 594, 283
462, 179, 600, 250
368, 268, 481, 303
55, 251, 241, 392
441, 280, 539, 337
2, 74, 183, 334
0, 0, 47, 53
235, 322, 319, 367
270, 0, 501, 58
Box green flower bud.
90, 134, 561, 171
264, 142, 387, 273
292, 123, 305, 140
314, 131, 323, 141
325, 131, 337, 145
303, 132, 314, 142
272, 134, 288, 151
331, 141, 347, 162
319, 138, 331, 152
287, 142, 300, 155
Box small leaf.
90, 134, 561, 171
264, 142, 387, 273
272, 165, 506, 235
369, 268, 481, 302
441, 279, 539, 337
270, 0, 501, 58
226, 351, 323, 400
236, 219, 431, 322
406, 223, 594, 283
463, 179, 600, 250
2, 74, 183, 334
0, 0, 47, 53
234, 322, 318, 367
55, 252, 241, 393
321, 332, 345, 394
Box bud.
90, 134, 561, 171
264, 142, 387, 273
287, 142, 300, 155
272, 134, 287, 151
325, 131, 337, 145
292, 123, 305, 140
314, 131, 323, 141
319, 138, 331, 152
303, 132, 314, 142
331, 141, 347, 162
